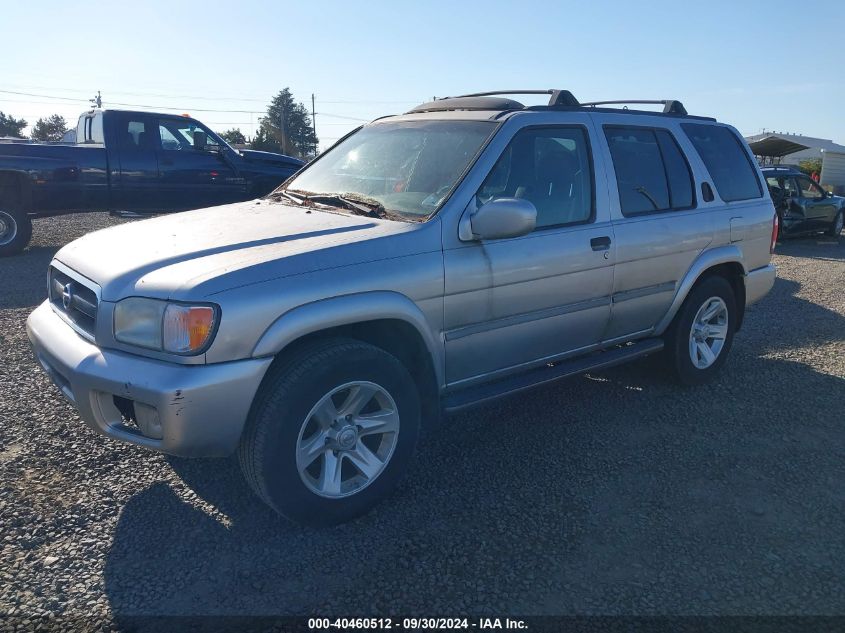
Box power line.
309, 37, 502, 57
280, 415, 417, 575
0, 90, 371, 121
2, 84, 421, 105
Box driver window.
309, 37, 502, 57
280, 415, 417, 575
797, 176, 824, 199
477, 127, 593, 229
158, 118, 218, 151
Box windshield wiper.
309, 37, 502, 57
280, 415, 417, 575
271, 189, 307, 205
271, 188, 393, 219
304, 193, 387, 218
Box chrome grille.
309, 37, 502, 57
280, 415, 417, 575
49, 266, 99, 338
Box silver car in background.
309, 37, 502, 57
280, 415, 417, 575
27, 89, 777, 525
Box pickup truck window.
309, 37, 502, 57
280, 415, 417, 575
119, 120, 153, 150
158, 118, 220, 151
278, 120, 495, 221
478, 126, 594, 228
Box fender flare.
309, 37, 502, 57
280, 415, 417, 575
653, 245, 747, 335
251, 290, 445, 388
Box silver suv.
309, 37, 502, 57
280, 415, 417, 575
27, 90, 777, 525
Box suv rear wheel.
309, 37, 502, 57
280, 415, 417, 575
664, 275, 737, 386
238, 338, 421, 526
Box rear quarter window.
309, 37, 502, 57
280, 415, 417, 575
682, 123, 762, 202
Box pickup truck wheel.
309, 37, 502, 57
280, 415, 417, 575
0, 206, 31, 257
238, 338, 421, 526
663, 276, 736, 386
826, 210, 844, 237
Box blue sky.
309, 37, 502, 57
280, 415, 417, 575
2, 0, 843, 149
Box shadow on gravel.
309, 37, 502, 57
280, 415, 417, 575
774, 234, 844, 262
743, 276, 845, 355
0, 246, 60, 309
102, 349, 845, 617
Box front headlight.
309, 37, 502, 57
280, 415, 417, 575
114, 298, 218, 355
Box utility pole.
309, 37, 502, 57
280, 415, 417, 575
311, 93, 317, 156
90, 90, 102, 109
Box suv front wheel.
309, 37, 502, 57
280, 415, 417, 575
664, 275, 737, 386
239, 338, 421, 526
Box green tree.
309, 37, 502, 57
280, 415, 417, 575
797, 158, 822, 177
31, 114, 68, 142
220, 128, 246, 145
252, 88, 317, 158
0, 112, 27, 138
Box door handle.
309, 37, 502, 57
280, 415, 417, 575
590, 236, 611, 251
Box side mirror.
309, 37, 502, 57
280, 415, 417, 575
193, 130, 207, 151
471, 198, 537, 240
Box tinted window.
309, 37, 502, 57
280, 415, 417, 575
682, 123, 762, 202
605, 127, 697, 215
478, 127, 593, 228
655, 129, 693, 209
118, 120, 151, 151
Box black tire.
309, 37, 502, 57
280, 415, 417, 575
0, 204, 32, 257
238, 337, 421, 526
663, 275, 737, 386
826, 210, 843, 238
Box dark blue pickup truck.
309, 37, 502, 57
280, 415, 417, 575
0, 109, 304, 255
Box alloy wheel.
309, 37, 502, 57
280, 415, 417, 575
688, 296, 729, 369
295, 381, 400, 498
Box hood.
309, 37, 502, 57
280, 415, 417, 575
55, 201, 434, 301
238, 149, 304, 168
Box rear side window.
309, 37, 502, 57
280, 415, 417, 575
118, 120, 151, 151
682, 123, 762, 202
604, 126, 694, 216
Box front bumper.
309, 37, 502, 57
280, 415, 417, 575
745, 264, 776, 306
26, 301, 272, 457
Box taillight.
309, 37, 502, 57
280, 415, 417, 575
770, 213, 779, 253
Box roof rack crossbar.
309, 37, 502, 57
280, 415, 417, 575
450, 89, 579, 107
580, 99, 688, 115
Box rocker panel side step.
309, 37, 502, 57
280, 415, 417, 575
442, 338, 664, 413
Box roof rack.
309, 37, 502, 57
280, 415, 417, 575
580, 99, 688, 115
406, 90, 696, 118
450, 89, 580, 107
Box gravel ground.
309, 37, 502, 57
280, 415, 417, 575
1, 213, 844, 626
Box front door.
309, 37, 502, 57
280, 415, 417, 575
794, 174, 836, 230
155, 116, 245, 210
443, 123, 614, 386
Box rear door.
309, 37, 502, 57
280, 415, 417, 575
110, 113, 163, 212
155, 116, 245, 210
596, 118, 713, 340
